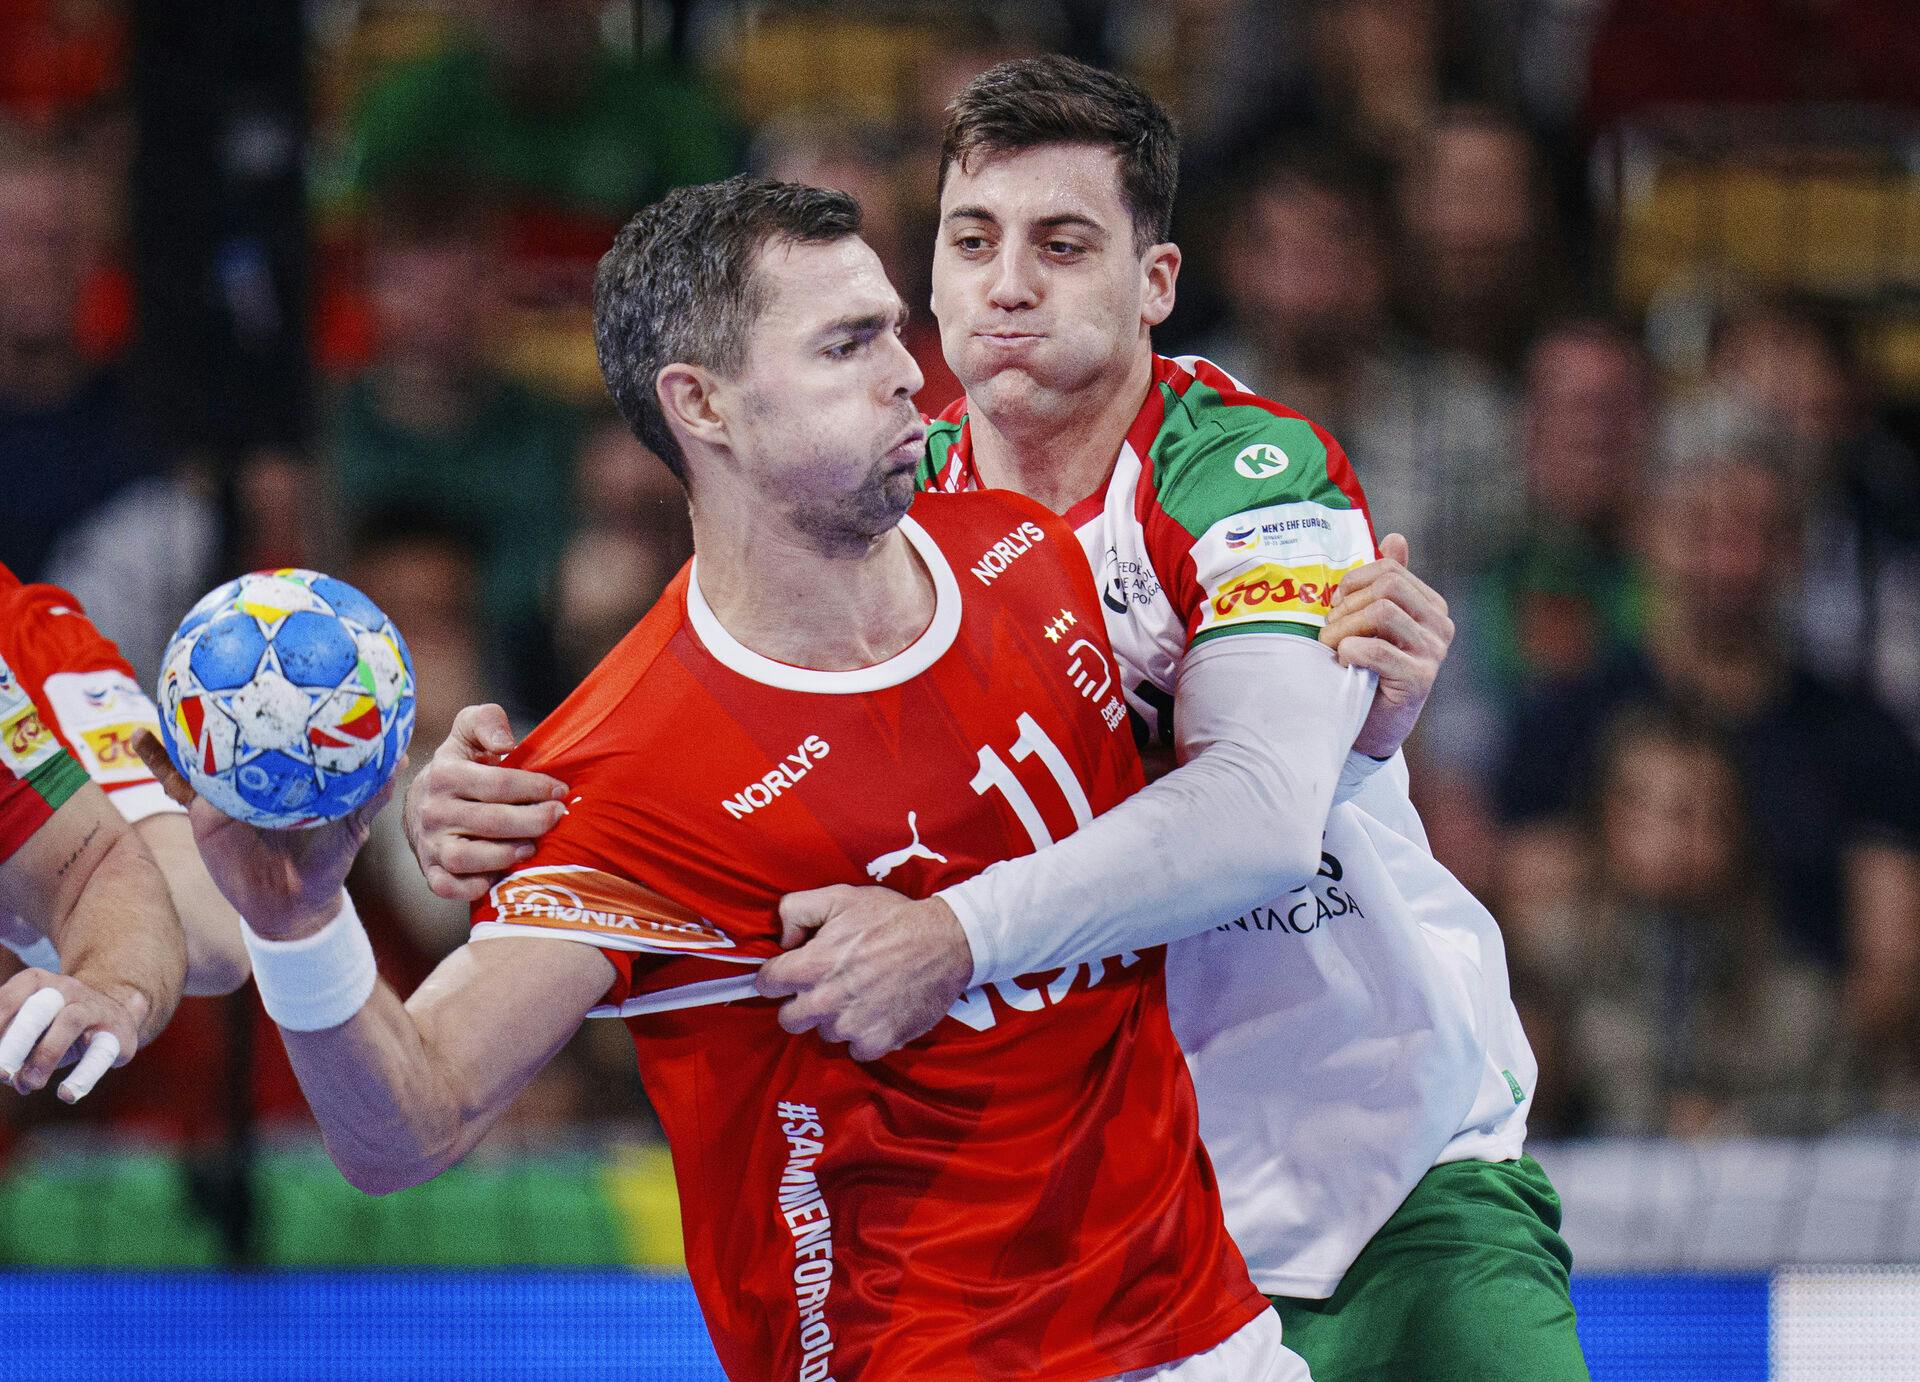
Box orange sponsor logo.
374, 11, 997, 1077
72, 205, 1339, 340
489, 866, 736, 951
2, 706, 53, 760
82, 723, 146, 768
1205, 559, 1365, 625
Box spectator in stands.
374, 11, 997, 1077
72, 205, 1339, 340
343, 508, 500, 964
1494, 453, 1920, 1060
1395, 105, 1566, 375
1585, 0, 1920, 134
1699, 301, 1920, 745
324, 181, 584, 718
550, 421, 690, 691
1196, 142, 1517, 605
1521, 708, 1858, 1135
0, 119, 214, 684
344, 0, 738, 253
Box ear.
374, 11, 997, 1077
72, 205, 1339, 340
656, 363, 728, 452
1141, 241, 1181, 329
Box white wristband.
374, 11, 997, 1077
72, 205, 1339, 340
242, 893, 378, 1032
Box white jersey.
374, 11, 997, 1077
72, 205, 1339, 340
924, 354, 1534, 1296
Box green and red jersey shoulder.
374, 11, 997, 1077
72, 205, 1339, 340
917, 356, 1377, 646
0, 645, 88, 865
1136, 355, 1376, 644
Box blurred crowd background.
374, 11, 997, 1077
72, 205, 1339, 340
2, 0, 1919, 1254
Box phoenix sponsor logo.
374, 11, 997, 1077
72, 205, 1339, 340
1233, 442, 1289, 480
1203, 558, 1366, 627
774, 1101, 838, 1382
865, 811, 947, 882
488, 865, 735, 951
970, 521, 1046, 585
1217, 852, 1367, 937
723, 736, 830, 819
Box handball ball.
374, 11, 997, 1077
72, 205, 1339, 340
156, 569, 416, 829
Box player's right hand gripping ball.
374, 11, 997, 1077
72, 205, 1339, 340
156, 569, 416, 828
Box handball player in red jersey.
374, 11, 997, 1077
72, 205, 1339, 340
146, 177, 1305, 1380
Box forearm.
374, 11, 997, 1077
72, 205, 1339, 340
52, 827, 185, 1044
135, 815, 250, 996
942, 635, 1373, 985
277, 976, 488, 1195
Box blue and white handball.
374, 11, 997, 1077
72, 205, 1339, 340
156, 569, 415, 829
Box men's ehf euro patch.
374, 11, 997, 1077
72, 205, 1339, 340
1191, 502, 1374, 634
483, 864, 739, 954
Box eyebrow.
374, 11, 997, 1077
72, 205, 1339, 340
815, 302, 910, 340
943, 206, 1109, 238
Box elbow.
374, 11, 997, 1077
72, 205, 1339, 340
183, 933, 251, 997
1257, 831, 1325, 902
332, 1150, 438, 1198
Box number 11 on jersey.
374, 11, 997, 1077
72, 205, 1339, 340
969, 713, 1093, 850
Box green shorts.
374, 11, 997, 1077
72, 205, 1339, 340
1269, 1155, 1590, 1382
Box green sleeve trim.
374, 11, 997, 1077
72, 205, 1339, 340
25, 751, 87, 813
1190, 620, 1323, 647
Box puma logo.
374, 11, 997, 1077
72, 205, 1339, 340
865, 812, 948, 882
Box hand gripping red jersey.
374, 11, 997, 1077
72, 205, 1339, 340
470, 491, 1265, 1380
0, 562, 183, 829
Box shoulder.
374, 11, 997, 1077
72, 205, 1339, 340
513, 564, 695, 773
0, 579, 133, 688
1142, 355, 1368, 537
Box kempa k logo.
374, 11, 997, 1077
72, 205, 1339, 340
1234, 443, 1289, 480
866, 812, 948, 881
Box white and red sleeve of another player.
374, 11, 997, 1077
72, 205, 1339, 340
6, 589, 184, 827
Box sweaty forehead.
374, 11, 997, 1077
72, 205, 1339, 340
752, 235, 900, 332
943, 143, 1129, 228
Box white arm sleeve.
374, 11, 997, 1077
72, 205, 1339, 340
940, 634, 1374, 986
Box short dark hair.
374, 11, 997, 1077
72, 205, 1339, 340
939, 55, 1179, 255
592, 176, 862, 480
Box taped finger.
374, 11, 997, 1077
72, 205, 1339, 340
57, 1030, 120, 1103
0, 987, 67, 1078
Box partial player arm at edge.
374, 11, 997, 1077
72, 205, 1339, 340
280, 934, 613, 1195
133, 812, 252, 996
0, 782, 186, 1047
946, 633, 1372, 985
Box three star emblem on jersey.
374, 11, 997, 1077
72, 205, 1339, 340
865, 812, 948, 882
488, 865, 737, 952
1043, 608, 1078, 643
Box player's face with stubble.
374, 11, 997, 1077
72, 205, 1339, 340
726, 236, 926, 548
932, 144, 1169, 420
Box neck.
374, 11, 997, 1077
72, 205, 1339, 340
0, 336, 85, 410
967, 347, 1154, 514
688, 493, 934, 673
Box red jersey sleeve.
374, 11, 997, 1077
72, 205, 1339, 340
466, 567, 777, 1017
0, 570, 181, 825
0, 648, 90, 865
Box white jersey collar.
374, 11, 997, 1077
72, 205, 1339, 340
685, 515, 962, 694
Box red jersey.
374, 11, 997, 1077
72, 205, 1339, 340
471, 491, 1264, 1380
0, 564, 180, 828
